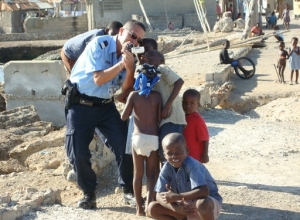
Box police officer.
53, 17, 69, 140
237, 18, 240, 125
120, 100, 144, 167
61, 21, 123, 74
65, 20, 146, 209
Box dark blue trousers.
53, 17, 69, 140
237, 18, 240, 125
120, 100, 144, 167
65, 102, 133, 194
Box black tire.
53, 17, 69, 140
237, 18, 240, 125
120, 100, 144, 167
234, 57, 256, 80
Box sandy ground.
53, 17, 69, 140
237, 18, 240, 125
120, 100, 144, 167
1, 19, 300, 220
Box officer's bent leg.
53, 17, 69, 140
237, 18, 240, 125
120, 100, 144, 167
65, 104, 97, 194
96, 103, 133, 190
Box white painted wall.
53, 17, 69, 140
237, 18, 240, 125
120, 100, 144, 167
3, 61, 66, 127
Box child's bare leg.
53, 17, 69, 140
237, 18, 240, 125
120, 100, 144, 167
290, 70, 294, 84
132, 149, 145, 216
279, 66, 285, 83
196, 197, 215, 220
148, 201, 186, 220
281, 65, 286, 83
295, 70, 299, 83
145, 150, 159, 216
278, 66, 283, 83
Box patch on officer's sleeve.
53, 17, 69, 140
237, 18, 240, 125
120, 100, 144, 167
99, 40, 108, 49
93, 51, 102, 59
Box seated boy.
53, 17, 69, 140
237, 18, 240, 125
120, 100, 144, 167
251, 23, 264, 37
219, 39, 252, 77
148, 133, 222, 220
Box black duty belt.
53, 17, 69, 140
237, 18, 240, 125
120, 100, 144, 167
78, 94, 113, 107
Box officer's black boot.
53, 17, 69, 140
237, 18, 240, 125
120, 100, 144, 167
77, 192, 97, 209
122, 187, 136, 206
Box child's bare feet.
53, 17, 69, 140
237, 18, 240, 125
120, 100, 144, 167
136, 206, 145, 216
136, 212, 145, 216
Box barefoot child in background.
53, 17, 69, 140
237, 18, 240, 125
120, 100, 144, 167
182, 89, 209, 163
148, 133, 222, 220
121, 50, 163, 216
277, 41, 289, 83
288, 37, 300, 85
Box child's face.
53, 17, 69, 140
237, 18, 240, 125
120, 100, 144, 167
224, 41, 230, 49
142, 51, 161, 67
292, 39, 298, 47
182, 95, 200, 115
138, 42, 156, 63
163, 141, 187, 168
143, 42, 156, 54
279, 43, 285, 50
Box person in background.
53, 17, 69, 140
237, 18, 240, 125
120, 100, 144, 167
168, 21, 174, 30
264, 3, 272, 27
277, 41, 289, 84
282, 4, 290, 30
61, 21, 123, 75
235, 12, 242, 20
64, 20, 146, 209
219, 39, 252, 77
268, 11, 277, 28
251, 23, 264, 37
182, 89, 209, 163
273, 26, 284, 42
216, 1, 222, 20
227, 3, 233, 18
148, 133, 222, 220
288, 37, 300, 85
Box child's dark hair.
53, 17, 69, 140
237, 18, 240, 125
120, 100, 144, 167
223, 39, 230, 46
183, 89, 200, 100
107, 21, 123, 30
142, 38, 158, 50
291, 37, 298, 42
274, 25, 279, 30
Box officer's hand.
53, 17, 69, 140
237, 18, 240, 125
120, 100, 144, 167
122, 41, 135, 72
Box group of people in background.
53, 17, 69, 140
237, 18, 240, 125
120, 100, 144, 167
61, 19, 222, 219
277, 37, 300, 85
265, 3, 291, 30
215, 2, 298, 85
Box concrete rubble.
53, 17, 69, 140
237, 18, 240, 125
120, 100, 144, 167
0, 105, 114, 220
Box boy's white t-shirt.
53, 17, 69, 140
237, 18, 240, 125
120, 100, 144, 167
275, 30, 284, 41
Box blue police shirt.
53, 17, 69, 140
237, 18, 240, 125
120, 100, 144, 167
70, 35, 126, 99
155, 156, 223, 203
63, 29, 106, 60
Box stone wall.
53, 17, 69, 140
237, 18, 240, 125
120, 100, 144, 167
0, 32, 81, 42
24, 14, 88, 34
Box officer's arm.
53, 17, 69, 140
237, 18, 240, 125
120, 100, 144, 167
93, 61, 125, 86
93, 50, 134, 87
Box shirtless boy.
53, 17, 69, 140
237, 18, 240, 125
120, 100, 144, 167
277, 41, 289, 83
121, 50, 164, 216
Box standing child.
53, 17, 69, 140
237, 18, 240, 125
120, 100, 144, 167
277, 41, 289, 83
288, 37, 300, 85
282, 4, 290, 30
148, 133, 222, 220
153, 63, 187, 163
121, 50, 163, 216
182, 89, 209, 163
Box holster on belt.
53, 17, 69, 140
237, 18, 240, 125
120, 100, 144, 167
61, 79, 80, 109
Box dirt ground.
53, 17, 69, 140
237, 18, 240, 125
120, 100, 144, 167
1, 19, 300, 220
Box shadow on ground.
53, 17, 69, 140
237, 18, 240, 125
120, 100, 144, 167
220, 203, 300, 220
